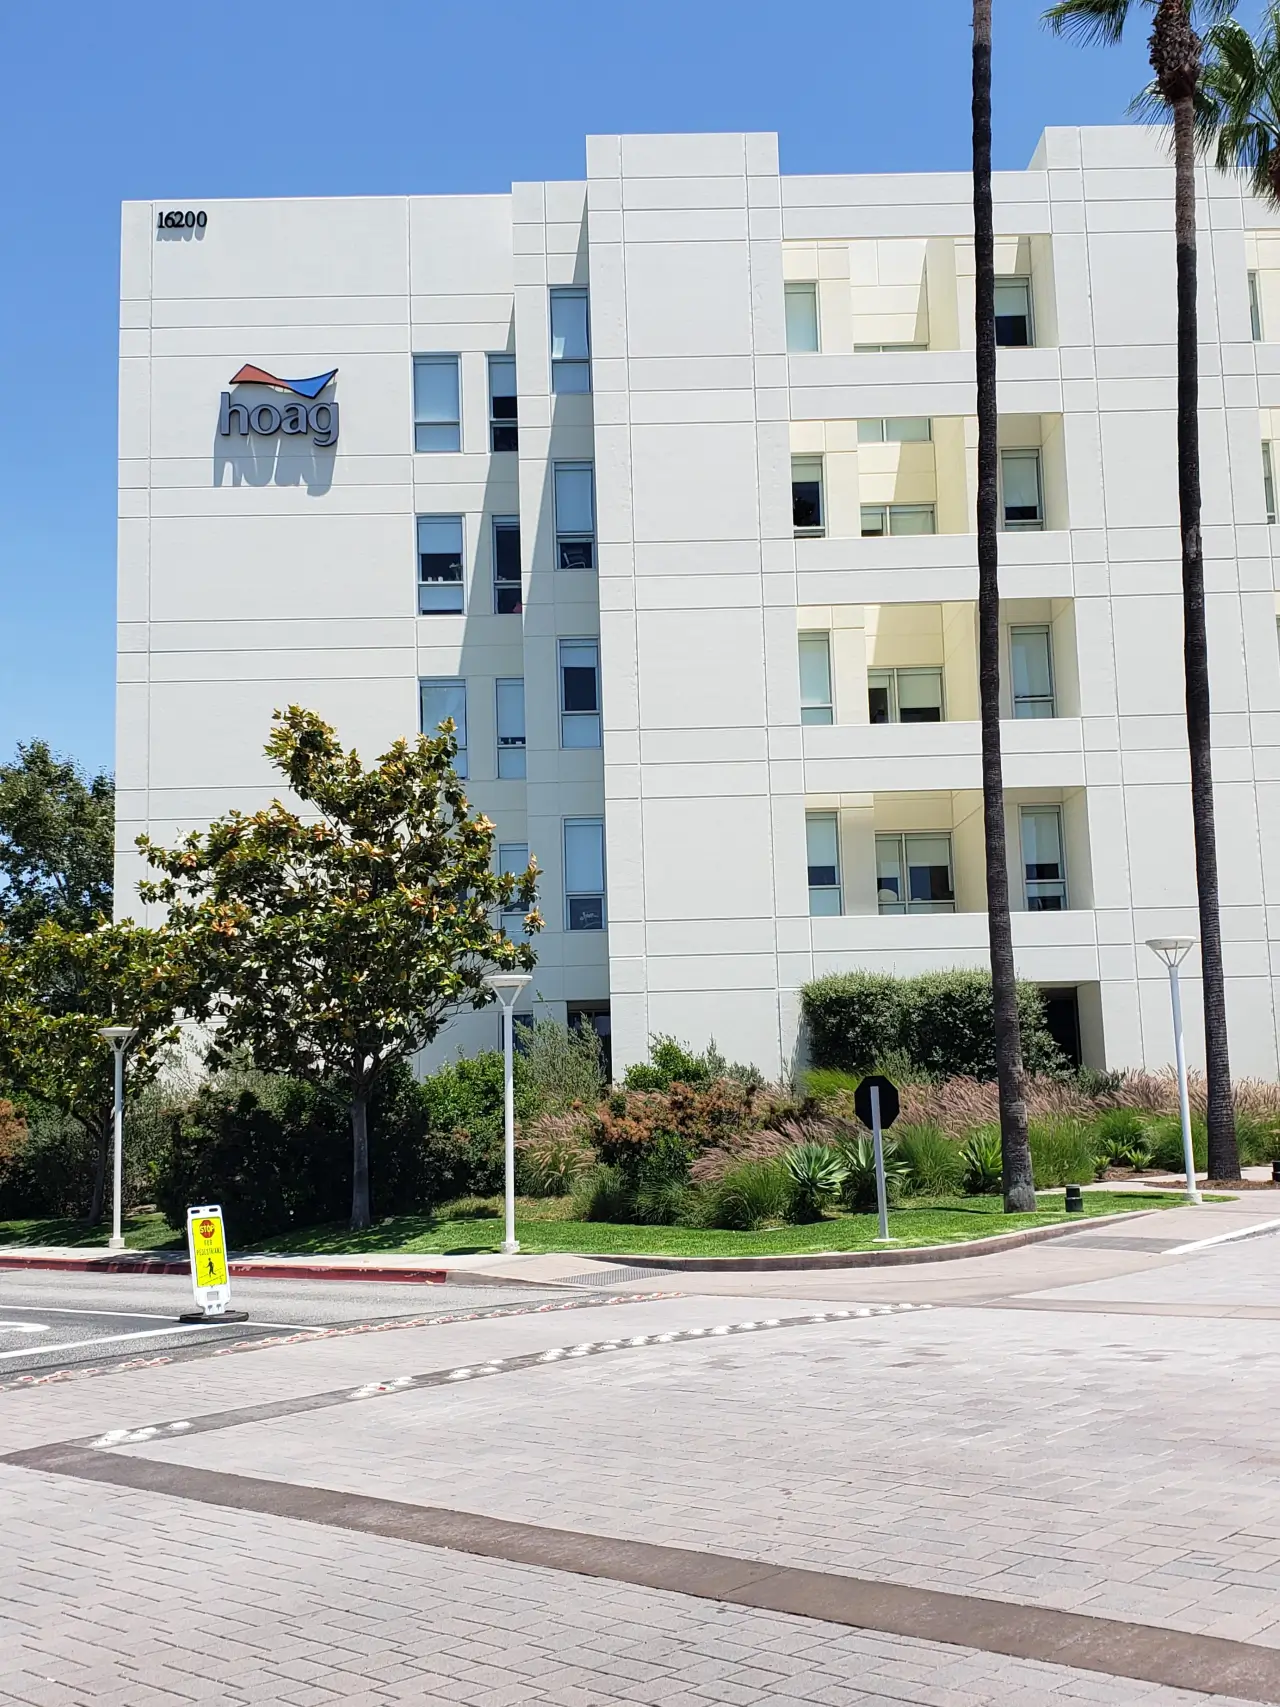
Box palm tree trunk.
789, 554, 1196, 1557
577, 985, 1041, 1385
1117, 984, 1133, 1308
350, 1090, 371, 1230
973, 0, 1034, 1211
1170, 89, 1238, 1180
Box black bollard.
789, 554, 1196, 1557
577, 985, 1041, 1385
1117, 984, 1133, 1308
1065, 1184, 1084, 1213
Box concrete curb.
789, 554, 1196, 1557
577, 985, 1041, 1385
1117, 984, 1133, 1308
0, 1252, 447, 1284
589, 1209, 1163, 1273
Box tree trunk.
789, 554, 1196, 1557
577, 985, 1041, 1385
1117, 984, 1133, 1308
87, 1113, 110, 1225
973, 0, 1034, 1212
350, 1092, 371, 1231
1170, 88, 1239, 1181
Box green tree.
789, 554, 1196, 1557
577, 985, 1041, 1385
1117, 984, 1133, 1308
1043, 1, 1241, 1180
0, 921, 186, 1222
1200, 12, 1280, 199
138, 706, 541, 1230
973, 0, 1036, 1210
0, 740, 114, 941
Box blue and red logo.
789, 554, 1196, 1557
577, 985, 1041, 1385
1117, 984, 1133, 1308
219, 364, 339, 446
229, 364, 338, 400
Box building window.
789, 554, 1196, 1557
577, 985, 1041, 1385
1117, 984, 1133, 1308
417, 515, 464, 614
496, 678, 526, 778
1265, 442, 1277, 525
854, 342, 928, 353
499, 842, 529, 933
568, 1003, 612, 1081
488, 354, 518, 452
995, 278, 1033, 347
493, 516, 522, 613
420, 678, 467, 777
784, 282, 820, 353
554, 462, 595, 567
798, 632, 834, 725
1021, 806, 1067, 911
550, 287, 591, 393
861, 504, 936, 537
1010, 625, 1055, 719
413, 355, 460, 452
857, 417, 932, 443
1250, 270, 1264, 342
792, 456, 824, 534
867, 667, 944, 724
876, 833, 955, 914
559, 639, 601, 747
806, 812, 842, 916
1000, 448, 1044, 531
564, 818, 605, 930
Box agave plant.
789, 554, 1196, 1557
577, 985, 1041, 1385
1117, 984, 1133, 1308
782, 1142, 847, 1223
834, 1134, 909, 1213
960, 1128, 1003, 1195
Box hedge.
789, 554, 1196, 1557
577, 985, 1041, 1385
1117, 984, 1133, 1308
800, 969, 1065, 1081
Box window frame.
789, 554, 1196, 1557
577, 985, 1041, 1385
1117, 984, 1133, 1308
1009, 624, 1056, 719
994, 277, 1034, 348
784, 281, 820, 354
550, 287, 591, 394
805, 811, 842, 916
867, 666, 944, 725
1020, 804, 1068, 911
861, 503, 937, 538
563, 816, 606, 932
416, 514, 465, 615
554, 461, 596, 569
412, 354, 461, 453
492, 515, 522, 614
798, 631, 834, 726
498, 841, 530, 933
791, 454, 825, 535
875, 831, 956, 915
1249, 270, 1264, 342
419, 677, 467, 778
857, 417, 932, 444
495, 677, 526, 779
558, 638, 602, 749
999, 447, 1045, 532
487, 353, 518, 452
1264, 441, 1277, 526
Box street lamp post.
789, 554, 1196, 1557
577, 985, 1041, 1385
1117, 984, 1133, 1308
1144, 939, 1201, 1206
483, 973, 532, 1254
97, 1025, 139, 1250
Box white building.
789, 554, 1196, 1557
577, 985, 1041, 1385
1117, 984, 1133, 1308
116, 126, 1280, 1081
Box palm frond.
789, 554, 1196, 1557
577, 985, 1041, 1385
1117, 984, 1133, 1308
1043, 0, 1133, 47
1202, 6, 1280, 200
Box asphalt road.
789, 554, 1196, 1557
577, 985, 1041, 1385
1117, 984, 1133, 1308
0, 1270, 570, 1379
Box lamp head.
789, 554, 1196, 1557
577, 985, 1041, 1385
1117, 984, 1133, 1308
1145, 936, 1194, 967
97, 1025, 139, 1045
483, 971, 532, 1008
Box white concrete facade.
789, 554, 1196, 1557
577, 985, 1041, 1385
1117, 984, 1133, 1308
117, 126, 1280, 1080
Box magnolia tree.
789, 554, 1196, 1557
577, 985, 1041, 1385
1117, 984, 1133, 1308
139, 706, 541, 1230
0, 920, 187, 1221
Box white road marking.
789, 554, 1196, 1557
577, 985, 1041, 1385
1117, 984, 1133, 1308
0, 1323, 48, 1334
1165, 1215, 1280, 1255
0, 1320, 310, 1360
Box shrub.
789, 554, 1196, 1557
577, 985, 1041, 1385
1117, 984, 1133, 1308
800, 969, 1065, 1081
622, 1034, 763, 1092
960, 1127, 1003, 1195
895, 1123, 964, 1196
0, 1105, 98, 1220
1027, 1119, 1097, 1189
596, 1079, 789, 1165
1145, 1115, 1208, 1175
519, 1019, 605, 1109
782, 1142, 847, 1222
835, 1134, 908, 1212
572, 1164, 636, 1223
516, 1110, 595, 1196
700, 1159, 791, 1231
416, 1051, 540, 1195
1234, 1113, 1280, 1166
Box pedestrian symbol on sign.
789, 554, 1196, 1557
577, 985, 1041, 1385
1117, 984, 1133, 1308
181, 1204, 244, 1323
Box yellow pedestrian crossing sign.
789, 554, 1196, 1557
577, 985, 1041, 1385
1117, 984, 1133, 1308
186, 1204, 232, 1315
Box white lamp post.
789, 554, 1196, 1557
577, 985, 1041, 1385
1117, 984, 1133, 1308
97, 1026, 139, 1250
484, 973, 532, 1253
1144, 938, 1201, 1206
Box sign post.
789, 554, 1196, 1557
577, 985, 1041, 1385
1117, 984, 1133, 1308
180, 1204, 248, 1324
854, 1075, 900, 1244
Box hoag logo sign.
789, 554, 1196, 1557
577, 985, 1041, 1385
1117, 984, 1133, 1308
219, 364, 339, 447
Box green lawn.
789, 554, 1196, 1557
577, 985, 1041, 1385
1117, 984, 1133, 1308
0, 1190, 1198, 1261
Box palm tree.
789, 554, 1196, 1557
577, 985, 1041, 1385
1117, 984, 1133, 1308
974, 0, 1036, 1212
1045, 0, 1240, 1182
1201, 10, 1280, 199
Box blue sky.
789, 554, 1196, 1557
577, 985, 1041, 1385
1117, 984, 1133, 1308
0, 0, 1259, 779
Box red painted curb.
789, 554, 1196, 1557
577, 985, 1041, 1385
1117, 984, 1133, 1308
0, 1253, 447, 1284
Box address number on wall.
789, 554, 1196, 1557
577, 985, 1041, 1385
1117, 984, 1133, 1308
157, 210, 207, 230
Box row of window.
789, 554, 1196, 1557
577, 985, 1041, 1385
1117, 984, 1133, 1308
417, 465, 596, 615
798, 626, 1055, 725
420, 647, 602, 776
806, 807, 1068, 917
412, 289, 591, 456
498, 820, 606, 935
784, 278, 1035, 355
792, 445, 1045, 537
